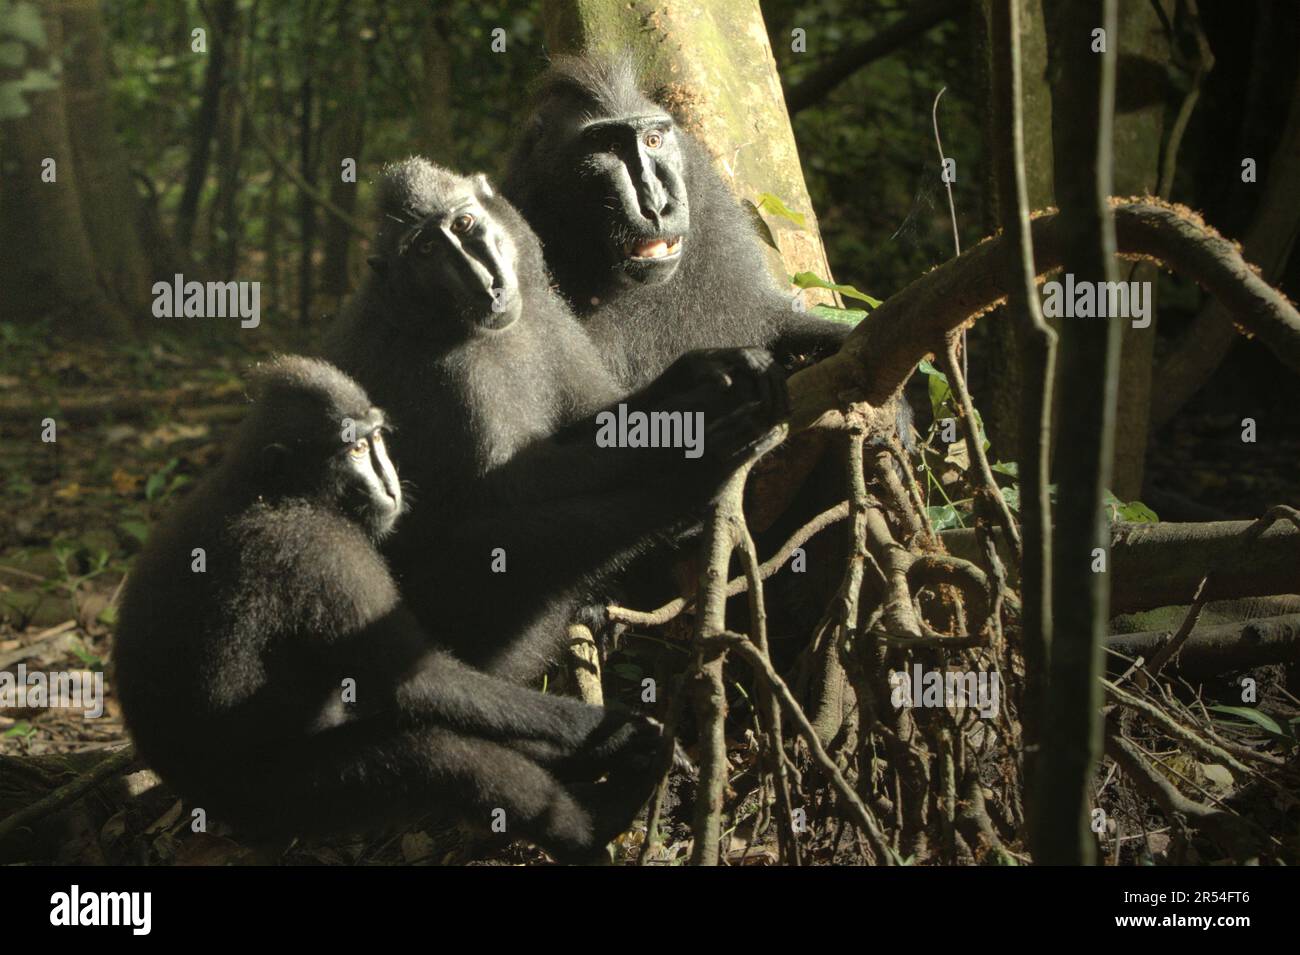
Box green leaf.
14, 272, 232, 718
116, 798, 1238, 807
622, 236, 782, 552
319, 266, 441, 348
1117, 500, 1158, 523
926, 504, 962, 531
790, 271, 881, 307
809, 304, 866, 326
999, 485, 1020, 512
991, 461, 1019, 477
971, 407, 990, 453
0, 40, 25, 68
1106, 491, 1159, 523
920, 362, 951, 417
51, 540, 76, 573
70, 641, 103, 671
917, 361, 991, 451
145, 458, 179, 502
118, 520, 150, 545
16, 66, 58, 94
1, 2, 47, 47
0, 82, 29, 120
1209, 705, 1287, 738
755, 192, 806, 228
4, 721, 35, 739
144, 471, 167, 501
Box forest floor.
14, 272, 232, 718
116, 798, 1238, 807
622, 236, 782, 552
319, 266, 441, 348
2, 319, 1297, 865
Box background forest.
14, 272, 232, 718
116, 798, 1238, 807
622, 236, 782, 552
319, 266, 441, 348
1, 0, 1298, 868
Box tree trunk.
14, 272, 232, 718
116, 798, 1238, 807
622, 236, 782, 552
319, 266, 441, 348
320, 2, 369, 302
60, 0, 154, 319
296, 1, 318, 325
1104, 0, 1170, 498
0, 2, 130, 336
417, 7, 454, 163
977, 0, 1055, 461
176, 0, 234, 250
979, 0, 1170, 496
1150, 63, 1300, 432
1033, 0, 1120, 866
541, 0, 840, 301
263, 19, 285, 312
208, 0, 246, 278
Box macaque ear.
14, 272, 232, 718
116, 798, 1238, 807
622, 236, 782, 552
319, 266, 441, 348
367, 255, 388, 276
471, 173, 495, 201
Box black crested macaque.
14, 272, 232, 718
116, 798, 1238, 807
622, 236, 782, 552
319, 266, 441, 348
114, 357, 673, 863
502, 54, 853, 391
325, 159, 788, 683
503, 55, 915, 641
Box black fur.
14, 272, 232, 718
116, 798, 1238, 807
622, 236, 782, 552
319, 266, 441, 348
502, 55, 916, 642
324, 159, 789, 682
114, 357, 671, 862
502, 55, 852, 391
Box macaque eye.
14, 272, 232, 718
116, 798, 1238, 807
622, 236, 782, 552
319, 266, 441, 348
451, 214, 475, 235
349, 438, 370, 459
644, 131, 663, 149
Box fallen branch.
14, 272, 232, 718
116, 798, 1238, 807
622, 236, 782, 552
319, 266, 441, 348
1104, 729, 1258, 861
0, 746, 138, 847
788, 198, 1300, 432
1105, 613, 1300, 674
943, 518, 1300, 613
1103, 680, 1253, 777
0, 620, 79, 669
1, 387, 243, 424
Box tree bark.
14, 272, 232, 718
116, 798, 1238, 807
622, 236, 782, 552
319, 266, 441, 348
977, 0, 1055, 461
979, 0, 1173, 497
1106, 614, 1300, 674
1104, 0, 1171, 497
1033, 0, 1120, 866
990, 0, 1056, 777
944, 518, 1300, 614
296, 0, 319, 325
262, 19, 285, 311
60, 0, 154, 318
177, 0, 234, 250
1150, 64, 1300, 432
208, 0, 246, 278
417, 7, 454, 163
320, 2, 369, 301
785, 198, 1300, 433
0, 2, 130, 335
